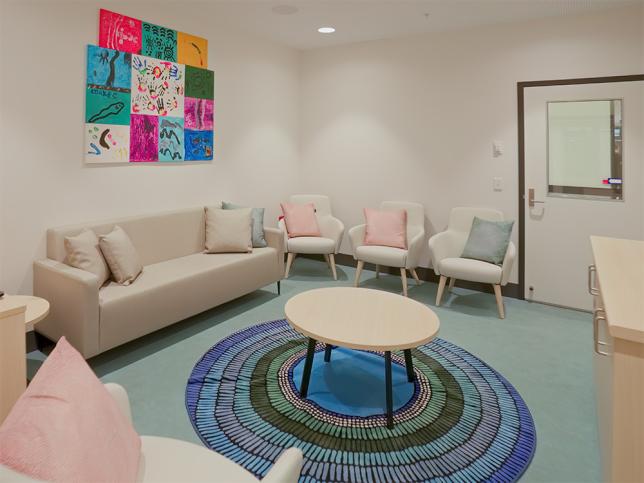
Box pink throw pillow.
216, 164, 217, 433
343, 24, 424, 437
281, 202, 321, 238
0, 337, 141, 483
363, 208, 408, 249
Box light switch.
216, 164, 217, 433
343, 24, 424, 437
493, 141, 504, 157
493, 177, 503, 191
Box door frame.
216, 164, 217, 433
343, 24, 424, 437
517, 74, 644, 300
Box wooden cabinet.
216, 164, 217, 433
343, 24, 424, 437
590, 237, 644, 483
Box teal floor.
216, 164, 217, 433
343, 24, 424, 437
30, 258, 600, 482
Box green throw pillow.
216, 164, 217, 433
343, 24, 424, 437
461, 217, 514, 265
222, 202, 267, 248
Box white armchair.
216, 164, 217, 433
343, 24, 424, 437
0, 383, 303, 482
278, 195, 345, 280
428, 207, 516, 319
349, 201, 425, 297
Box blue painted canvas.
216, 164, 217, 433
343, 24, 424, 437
87, 45, 131, 92
158, 117, 184, 161
184, 129, 213, 161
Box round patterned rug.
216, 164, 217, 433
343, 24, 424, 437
186, 320, 536, 482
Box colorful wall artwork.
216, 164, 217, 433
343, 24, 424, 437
85, 9, 214, 163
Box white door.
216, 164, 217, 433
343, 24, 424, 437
524, 81, 644, 310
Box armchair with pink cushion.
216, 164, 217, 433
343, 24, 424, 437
349, 201, 426, 297
278, 195, 345, 280
0, 336, 303, 483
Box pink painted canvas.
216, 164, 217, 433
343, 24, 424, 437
184, 97, 214, 130
130, 114, 158, 162
99, 9, 142, 54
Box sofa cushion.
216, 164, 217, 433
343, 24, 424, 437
280, 202, 321, 238
99, 226, 143, 285
64, 228, 111, 286
0, 337, 141, 483
438, 257, 502, 284
461, 217, 514, 265
355, 245, 407, 268
287, 237, 335, 255
222, 202, 267, 248
205, 207, 253, 253
363, 208, 407, 249
98, 249, 279, 353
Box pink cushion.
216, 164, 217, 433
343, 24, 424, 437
0, 337, 141, 483
281, 202, 321, 238
363, 208, 408, 249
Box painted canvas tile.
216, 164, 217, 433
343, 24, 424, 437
131, 54, 184, 117
98, 9, 142, 54
185, 66, 214, 100
184, 98, 213, 131
141, 22, 177, 62
177, 32, 208, 68
85, 124, 130, 163
87, 45, 131, 92
86, 87, 131, 125
185, 130, 213, 161
130, 114, 159, 162
158, 117, 184, 162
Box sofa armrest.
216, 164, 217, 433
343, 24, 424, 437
33, 259, 100, 358
318, 216, 345, 254
427, 231, 464, 275
104, 383, 133, 424
0, 465, 43, 482
261, 448, 303, 483
264, 227, 285, 275
405, 229, 425, 269
501, 241, 516, 286
348, 224, 366, 258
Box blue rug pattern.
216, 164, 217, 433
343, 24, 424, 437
186, 319, 536, 482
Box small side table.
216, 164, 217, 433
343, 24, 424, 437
2, 295, 50, 332
0, 295, 49, 423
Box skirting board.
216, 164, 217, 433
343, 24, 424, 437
299, 253, 521, 299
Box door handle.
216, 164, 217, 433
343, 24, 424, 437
528, 188, 545, 208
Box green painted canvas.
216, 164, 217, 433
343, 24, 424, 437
85, 87, 131, 125
141, 22, 177, 62
185, 66, 214, 100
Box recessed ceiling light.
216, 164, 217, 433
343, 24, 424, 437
318, 27, 336, 34
272, 5, 298, 15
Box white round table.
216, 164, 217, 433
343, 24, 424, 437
285, 287, 440, 428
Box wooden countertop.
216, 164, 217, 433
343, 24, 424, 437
591, 236, 644, 344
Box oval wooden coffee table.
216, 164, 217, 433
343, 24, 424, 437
285, 287, 440, 429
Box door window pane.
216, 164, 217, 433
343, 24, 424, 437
547, 99, 622, 200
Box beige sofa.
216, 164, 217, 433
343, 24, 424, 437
33, 206, 284, 358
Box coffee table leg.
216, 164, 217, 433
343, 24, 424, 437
324, 344, 332, 362
300, 338, 317, 398
385, 351, 393, 429
404, 349, 414, 382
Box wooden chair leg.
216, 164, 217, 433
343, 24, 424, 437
436, 275, 447, 306
493, 284, 505, 319
375, 264, 380, 279
329, 254, 338, 281
323, 254, 331, 268
448, 277, 456, 291
411, 269, 421, 285
400, 268, 408, 297
285, 253, 295, 278
354, 260, 364, 287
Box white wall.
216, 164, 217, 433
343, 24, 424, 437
299, 5, 644, 282
0, 2, 300, 294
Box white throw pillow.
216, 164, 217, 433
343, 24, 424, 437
64, 228, 110, 286
98, 226, 143, 285
205, 207, 253, 253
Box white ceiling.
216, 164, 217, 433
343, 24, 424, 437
210, 0, 641, 50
